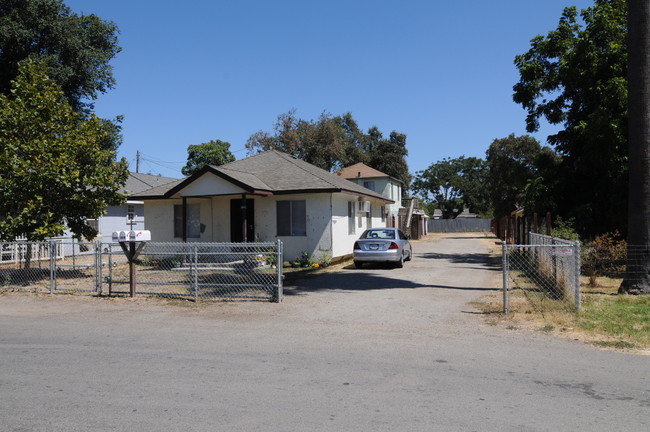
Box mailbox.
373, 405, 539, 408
112, 230, 151, 242
128, 230, 151, 241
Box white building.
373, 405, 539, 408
132, 151, 393, 262
337, 163, 403, 228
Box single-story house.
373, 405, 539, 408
92, 172, 178, 242
336, 162, 403, 227
131, 150, 394, 262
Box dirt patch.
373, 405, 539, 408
472, 289, 650, 356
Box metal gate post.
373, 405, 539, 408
276, 239, 283, 303
502, 241, 509, 314
96, 240, 102, 295
574, 241, 581, 311
193, 245, 199, 302
49, 241, 55, 295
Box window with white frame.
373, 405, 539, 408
174, 204, 200, 238
277, 200, 306, 236
127, 204, 135, 221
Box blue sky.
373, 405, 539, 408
65, 0, 595, 180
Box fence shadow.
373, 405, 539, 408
0, 268, 49, 286
418, 251, 502, 270
284, 270, 492, 296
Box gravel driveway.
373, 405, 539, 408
0, 233, 647, 432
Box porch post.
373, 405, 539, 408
241, 193, 247, 242
182, 196, 187, 242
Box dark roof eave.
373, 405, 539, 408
340, 189, 394, 203
269, 188, 393, 203
163, 165, 264, 198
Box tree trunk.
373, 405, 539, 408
621, 0, 650, 294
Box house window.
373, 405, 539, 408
277, 200, 306, 236
348, 201, 355, 235
363, 181, 375, 191
174, 204, 201, 238
127, 204, 135, 221
381, 205, 386, 223
87, 218, 99, 232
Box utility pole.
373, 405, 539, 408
136, 150, 140, 173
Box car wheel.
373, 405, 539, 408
395, 253, 404, 268
354, 261, 363, 269
405, 247, 412, 261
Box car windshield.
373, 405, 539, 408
361, 229, 395, 240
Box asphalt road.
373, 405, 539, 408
0, 233, 648, 432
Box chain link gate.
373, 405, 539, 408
502, 234, 581, 314
102, 241, 284, 302
52, 241, 103, 294
0, 240, 283, 302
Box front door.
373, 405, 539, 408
230, 199, 254, 242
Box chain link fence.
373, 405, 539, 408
503, 232, 650, 313
0, 240, 283, 302
0, 241, 57, 293
502, 234, 581, 314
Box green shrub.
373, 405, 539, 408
551, 216, 580, 241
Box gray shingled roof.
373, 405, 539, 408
122, 172, 179, 195
132, 150, 392, 202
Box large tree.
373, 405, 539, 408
413, 156, 488, 219
246, 110, 411, 189
0, 0, 122, 151
620, 0, 650, 294
246, 110, 352, 172
366, 128, 411, 193
182, 139, 236, 176
0, 62, 128, 241
486, 134, 558, 218
513, 0, 628, 236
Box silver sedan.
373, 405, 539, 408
353, 228, 413, 269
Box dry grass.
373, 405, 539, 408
473, 274, 650, 354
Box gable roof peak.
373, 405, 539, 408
337, 162, 391, 180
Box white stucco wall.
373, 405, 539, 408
346, 177, 402, 215
171, 173, 247, 197
143, 192, 386, 261
141, 198, 213, 243
331, 194, 386, 258
98, 204, 144, 242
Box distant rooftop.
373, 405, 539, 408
337, 163, 402, 184
122, 172, 179, 196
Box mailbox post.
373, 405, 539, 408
112, 230, 151, 297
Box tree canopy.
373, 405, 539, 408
486, 134, 559, 218
513, 0, 628, 236
0, 62, 128, 241
412, 156, 489, 219
0, 0, 121, 112
182, 139, 236, 176
246, 110, 411, 192
0, 0, 122, 152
